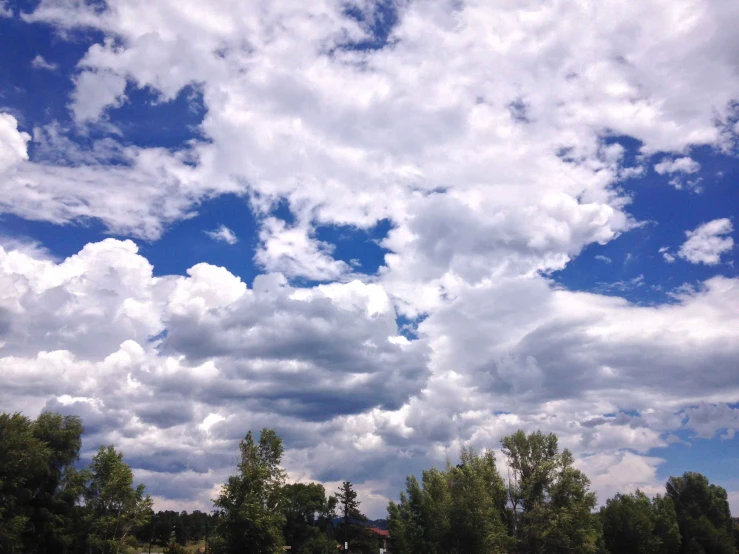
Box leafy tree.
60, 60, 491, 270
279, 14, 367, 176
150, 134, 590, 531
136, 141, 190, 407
388, 447, 509, 554
0, 413, 49, 553
666, 472, 736, 554
0, 412, 87, 554
601, 490, 680, 554
282, 482, 337, 554
449, 448, 509, 553
502, 430, 600, 554
83, 445, 153, 554
163, 537, 188, 554
26, 413, 86, 554
653, 494, 682, 554
212, 429, 286, 554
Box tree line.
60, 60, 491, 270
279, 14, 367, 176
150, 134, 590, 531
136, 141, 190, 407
1, 411, 737, 553
0, 412, 381, 554
388, 429, 739, 554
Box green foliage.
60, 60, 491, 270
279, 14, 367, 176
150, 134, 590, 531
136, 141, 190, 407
666, 472, 736, 554
600, 490, 681, 554
83, 445, 153, 553
163, 538, 189, 554
26, 412, 86, 554
1, 412, 153, 554
502, 430, 600, 554
0, 412, 48, 553
282, 482, 337, 554
0, 412, 87, 554
388, 447, 509, 554
212, 429, 287, 554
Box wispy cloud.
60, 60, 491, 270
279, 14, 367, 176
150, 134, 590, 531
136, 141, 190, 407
31, 54, 58, 71
205, 225, 238, 245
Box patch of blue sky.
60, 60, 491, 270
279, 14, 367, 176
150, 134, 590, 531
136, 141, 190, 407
553, 142, 739, 305
0, 13, 102, 130
314, 218, 391, 275
141, 193, 258, 281
653, 424, 739, 494
341, 0, 399, 51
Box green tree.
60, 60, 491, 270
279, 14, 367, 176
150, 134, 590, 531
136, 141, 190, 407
665, 472, 736, 554
501, 430, 600, 554
26, 413, 86, 554
213, 429, 286, 554
601, 490, 681, 554
0, 413, 49, 553
653, 494, 682, 554
388, 447, 509, 554
282, 482, 337, 554
83, 445, 152, 554
0, 412, 87, 554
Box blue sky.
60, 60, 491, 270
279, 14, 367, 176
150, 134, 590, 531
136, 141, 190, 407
1, 0, 738, 516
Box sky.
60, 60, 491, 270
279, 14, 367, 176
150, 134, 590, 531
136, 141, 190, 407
0, 0, 738, 518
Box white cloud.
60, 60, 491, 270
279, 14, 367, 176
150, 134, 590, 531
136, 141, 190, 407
255, 217, 349, 281
0, 1, 11, 18
205, 224, 238, 245
683, 402, 739, 439
678, 218, 734, 265
71, 70, 128, 122
31, 54, 58, 71
0, 113, 31, 173
659, 246, 676, 263
5, 0, 739, 514
7, 0, 738, 298
3, 240, 738, 513
654, 156, 701, 175
595, 255, 612, 264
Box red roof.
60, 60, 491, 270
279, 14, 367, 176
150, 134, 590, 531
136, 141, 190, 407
368, 527, 390, 538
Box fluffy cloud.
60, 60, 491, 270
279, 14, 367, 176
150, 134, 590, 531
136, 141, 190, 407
678, 218, 734, 265
2, 240, 738, 513
205, 224, 238, 245
0, 127, 237, 239
0, 114, 30, 173
7, 0, 738, 296
255, 217, 350, 281
0, 239, 429, 508
654, 156, 701, 175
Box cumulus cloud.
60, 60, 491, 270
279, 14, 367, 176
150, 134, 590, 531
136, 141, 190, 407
8, 0, 739, 294
205, 224, 238, 245
255, 218, 350, 281
0, 113, 31, 173
654, 156, 701, 175
71, 70, 128, 122
678, 218, 734, 265
0, 240, 430, 508
684, 402, 739, 440
2, 240, 738, 513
